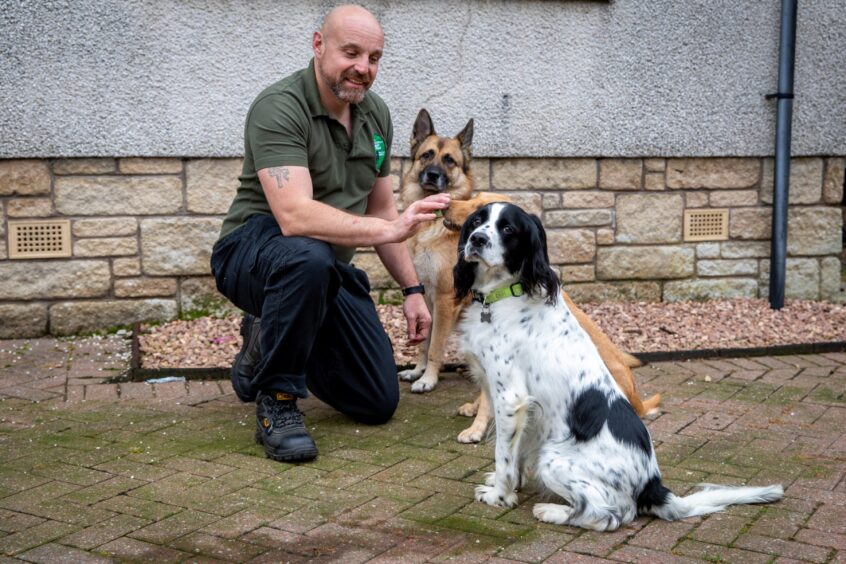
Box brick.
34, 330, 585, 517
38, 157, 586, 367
53, 158, 115, 175
0, 160, 51, 195
493, 158, 596, 190
114, 277, 177, 298
72, 218, 137, 237
185, 158, 242, 214
599, 158, 642, 190
6, 197, 53, 217
55, 176, 182, 215
667, 158, 760, 189
98, 537, 190, 562
119, 157, 183, 174
74, 236, 137, 257
140, 217, 221, 276
734, 533, 832, 563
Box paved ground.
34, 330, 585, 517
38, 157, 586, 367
1, 337, 845, 563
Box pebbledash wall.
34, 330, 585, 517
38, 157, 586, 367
2, 1, 845, 336
0, 155, 842, 337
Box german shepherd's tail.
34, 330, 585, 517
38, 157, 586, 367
640, 478, 783, 521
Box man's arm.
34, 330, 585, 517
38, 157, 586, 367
259, 166, 447, 247
366, 176, 435, 344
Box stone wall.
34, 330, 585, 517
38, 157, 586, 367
0, 157, 843, 337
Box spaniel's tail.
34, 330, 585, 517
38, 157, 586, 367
640, 477, 783, 521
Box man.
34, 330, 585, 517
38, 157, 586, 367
211, 5, 449, 463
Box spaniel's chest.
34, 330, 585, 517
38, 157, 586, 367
459, 300, 548, 357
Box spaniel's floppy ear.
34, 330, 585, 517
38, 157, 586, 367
453, 210, 480, 301
410, 108, 435, 157
520, 213, 559, 304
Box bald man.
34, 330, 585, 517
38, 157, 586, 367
211, 5, 449, 462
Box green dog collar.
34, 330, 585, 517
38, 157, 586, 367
472, 283, 524, 323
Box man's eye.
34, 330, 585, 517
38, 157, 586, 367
442, 154, 455, 166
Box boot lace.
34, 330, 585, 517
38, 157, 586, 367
266, 398, 304, 428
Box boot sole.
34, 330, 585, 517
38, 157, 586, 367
254, 430, 318, 462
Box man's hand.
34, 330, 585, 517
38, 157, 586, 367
403, 293, 431, 345
388, 193, 450, 243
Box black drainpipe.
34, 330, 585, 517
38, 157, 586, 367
766, 0, 798, 310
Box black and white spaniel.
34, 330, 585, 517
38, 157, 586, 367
453, 202, 783, 531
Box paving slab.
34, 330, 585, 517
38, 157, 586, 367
0, 335, 844, 562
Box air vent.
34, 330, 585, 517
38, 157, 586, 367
684, 209, 729, 242
8, 220, 72, 259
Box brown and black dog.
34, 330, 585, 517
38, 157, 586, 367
399, 109, 660, 442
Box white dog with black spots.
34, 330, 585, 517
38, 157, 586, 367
453, 202, 783, 531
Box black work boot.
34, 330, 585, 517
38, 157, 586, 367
255, 391, 318, 462
230, 313, 260, 402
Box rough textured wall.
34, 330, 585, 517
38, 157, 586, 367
1, 0, 845, 158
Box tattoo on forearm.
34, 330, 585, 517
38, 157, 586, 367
268, 167, 290, 189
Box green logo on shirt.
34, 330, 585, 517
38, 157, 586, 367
373, 134, 386, 170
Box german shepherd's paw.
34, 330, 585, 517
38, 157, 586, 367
457, 423, 486, 443
398, 366, 424, 382
410, 374, 438, 393
457, 398, 479, 417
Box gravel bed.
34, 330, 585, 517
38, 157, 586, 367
139, 298, 846, 369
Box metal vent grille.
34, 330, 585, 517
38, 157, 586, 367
684, 209, 729, 242
8, 220, 72, 259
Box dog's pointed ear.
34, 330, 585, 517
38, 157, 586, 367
456, 118, 474, 163
453, 210, 479, 301
411, 109, 435, 156
521, 213, 560, 304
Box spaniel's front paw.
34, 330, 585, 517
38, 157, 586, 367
475, 484, 517, 508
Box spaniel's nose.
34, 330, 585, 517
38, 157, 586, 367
469, 231, 489, 248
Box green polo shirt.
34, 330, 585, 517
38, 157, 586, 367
219, 59, 392, 263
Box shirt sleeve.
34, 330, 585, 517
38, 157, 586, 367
246, 93, 310, 171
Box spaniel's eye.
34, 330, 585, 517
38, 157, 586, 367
420, 150, 434, 161
442, 154, 455, 166
502, 225, 515, 235
472, 215, 483, 227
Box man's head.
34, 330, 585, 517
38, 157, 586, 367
313, 5, 384, 106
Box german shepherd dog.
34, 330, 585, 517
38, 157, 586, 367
400, 109, 660, 443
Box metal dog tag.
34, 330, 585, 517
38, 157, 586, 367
481, 305, 492, 323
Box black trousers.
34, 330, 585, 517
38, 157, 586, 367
210, 215, 398, 424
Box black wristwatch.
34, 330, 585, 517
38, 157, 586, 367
401, 284, 425, 297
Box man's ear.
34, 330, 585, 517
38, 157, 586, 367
312, 31, 324, 57
411, 108, 435, 156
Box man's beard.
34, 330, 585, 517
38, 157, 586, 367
318, 62, 370, 104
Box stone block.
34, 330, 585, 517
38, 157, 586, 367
696, 243, 721, 258
644, 173, 665, 191
685, 192, 709, 207
140, 217, 222, 276
113, 257, 141, 277
820, 257, 843, 302
0, 159, 51, 195
0, 261, 110, 300
644, 158, 666, 172
561, 191, 615, 209
498, 191, 542, 215
49, 299, 178, 335
119, 158, 183, 174
0, 303, 48, 338
822, 158, 844, 204
599, 159, 642, 190
560, 264, 595, 283
564, 281, 661, 303
351, 252, 394, 289
709, 190, 759, 207
596, 228, 615, 245
180, 277, 240, 315
186, 158, 242, 214
545, 209, 612, 227
697, 259, 758, 277
666, 158, 759, 189
761, 157, 823, 204
470, 157, 491, 191
730, 208, 772, 240
542, 193, 560, 209
721, 241, 772, 258
74, 237, 138, 257
73, 218, 138, 237
6, 198, 53, 217
53, 158, 116, 175
114, 277, 177, 298
616, 193, 684, 244
547, 229, 595, 264
596, 246, 694, 280
787, 207, 842, 256
492, 158, 596, 190
55, 176, 182, 215
663, 278, 758, 302
760, 258, 820, 300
